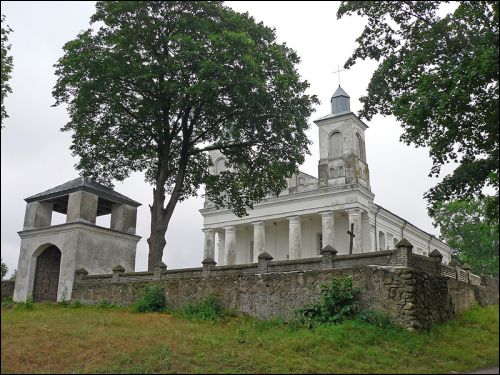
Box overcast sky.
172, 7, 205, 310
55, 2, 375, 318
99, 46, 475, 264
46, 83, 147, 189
1, 1, 457, 276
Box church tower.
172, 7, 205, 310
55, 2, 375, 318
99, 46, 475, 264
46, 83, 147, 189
314, 86, 371, 191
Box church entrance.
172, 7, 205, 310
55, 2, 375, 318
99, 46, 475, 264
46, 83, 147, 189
33, 245, 61, 302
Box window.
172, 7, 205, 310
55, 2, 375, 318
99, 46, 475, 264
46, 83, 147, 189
329, 132, 343, 158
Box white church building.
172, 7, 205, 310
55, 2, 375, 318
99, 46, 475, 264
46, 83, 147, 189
200, 86, 452, 266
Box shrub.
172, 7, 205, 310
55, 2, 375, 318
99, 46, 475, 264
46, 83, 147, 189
177, 295, 230, 321
70, 300, 82, 309
133, 286, 166, 313
295, 276, 361, 325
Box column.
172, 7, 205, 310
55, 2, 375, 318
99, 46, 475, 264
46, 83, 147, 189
202, 228, 216, 260
23, 201, 53, 229
347, 208, 363, 254
287, 216, 301, 260
224, 226, 237, 265
111, 204, 138, 234
67, 191, 98, 224
319, 211, 335, 249
252, 221, 265, 262
217, 230, 225, 266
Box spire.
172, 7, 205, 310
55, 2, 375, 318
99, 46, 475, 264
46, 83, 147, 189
330, 85, 350, 115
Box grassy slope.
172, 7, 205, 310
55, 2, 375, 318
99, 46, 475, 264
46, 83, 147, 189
1, 303, 498, 374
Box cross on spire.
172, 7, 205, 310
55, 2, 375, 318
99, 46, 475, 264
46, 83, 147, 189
332, 64, 345, 87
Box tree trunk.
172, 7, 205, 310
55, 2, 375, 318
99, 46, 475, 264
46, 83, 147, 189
147, 185, 168, 271
146, 109, 193, 270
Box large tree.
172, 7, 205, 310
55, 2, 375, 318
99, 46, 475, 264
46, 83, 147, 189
337, 1, 499, 221
433, 198, 499, 277
1, 14, 13, 125
53, 1, 318, 270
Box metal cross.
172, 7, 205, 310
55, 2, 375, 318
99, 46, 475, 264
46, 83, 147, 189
332, 64, 345, 86
347, 222, 355, 255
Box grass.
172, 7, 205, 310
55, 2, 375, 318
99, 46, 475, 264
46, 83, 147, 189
1, 303, 498, 373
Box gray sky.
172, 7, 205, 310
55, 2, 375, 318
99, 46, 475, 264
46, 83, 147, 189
1, 1, 457, 276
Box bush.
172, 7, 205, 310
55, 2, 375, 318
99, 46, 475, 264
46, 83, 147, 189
176, 295, 230, 321
295, 276, 361, 325
133, 286, 166, 313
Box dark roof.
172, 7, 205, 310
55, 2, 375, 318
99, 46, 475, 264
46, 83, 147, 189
332, 85, 350, 98
25, 177, 141, 208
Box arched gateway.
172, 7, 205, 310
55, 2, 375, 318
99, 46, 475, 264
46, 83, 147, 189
33, 245, 61, 302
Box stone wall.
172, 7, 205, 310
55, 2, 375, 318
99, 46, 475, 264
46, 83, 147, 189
1, 280, 15, 300
72, 264, 465, 330
9, 239, 498, 330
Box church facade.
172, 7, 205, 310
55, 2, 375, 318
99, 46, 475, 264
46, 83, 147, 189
199, 87, 452, 266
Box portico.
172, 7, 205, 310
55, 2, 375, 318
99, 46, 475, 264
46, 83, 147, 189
202, 207, 371, 266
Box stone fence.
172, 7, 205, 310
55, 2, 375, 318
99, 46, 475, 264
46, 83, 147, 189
3, 239, 498, 331
74, 240, 480, 287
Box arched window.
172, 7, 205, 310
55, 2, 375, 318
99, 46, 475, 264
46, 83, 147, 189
329, 132, 343, 158
215, 158, 226, 174
355, 133, 366, 161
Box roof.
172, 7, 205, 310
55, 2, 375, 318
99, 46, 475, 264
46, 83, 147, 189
314, 111, 353, 122
25, 177, 141, 208
332, 85, 350, 98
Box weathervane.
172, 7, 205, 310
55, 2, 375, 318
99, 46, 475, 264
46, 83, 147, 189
332, 64, 345, 86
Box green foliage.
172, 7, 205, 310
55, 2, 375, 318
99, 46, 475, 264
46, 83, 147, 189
1, 296, 14, 305
175, 295, 232, 321
97, 300, 118, 309
1, 14, 13, 124
1, 256, 7, 280
52, 1, 319, 269
338, 2, 499, 221
18, 296, 34, 310
295, 276, 361, 325
433, 198, 499, 276
70, 300, 82, 309
133, 286, 166, 313
358, 309, 393, 328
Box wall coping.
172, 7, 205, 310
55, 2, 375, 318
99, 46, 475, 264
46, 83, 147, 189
18, 221, 141, 241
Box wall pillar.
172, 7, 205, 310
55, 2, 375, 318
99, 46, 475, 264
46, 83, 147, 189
23, 201, 53, 229
111, 204, 137, 234
252, 221, 266, 263
287, 216, 301, 260
319, 211, 335, 249
347, 208, 363, 253
66, 191, 98, 224
224, 226, 237, 265
217, 230, 225, 266
202, 228, 216, 260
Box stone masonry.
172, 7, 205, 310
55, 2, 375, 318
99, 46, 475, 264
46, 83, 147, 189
65, 239, 499, 330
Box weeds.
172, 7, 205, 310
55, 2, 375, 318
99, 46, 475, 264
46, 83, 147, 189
133, 286, 166, 313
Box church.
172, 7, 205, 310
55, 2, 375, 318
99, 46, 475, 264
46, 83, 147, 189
199, 86, 452, 266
